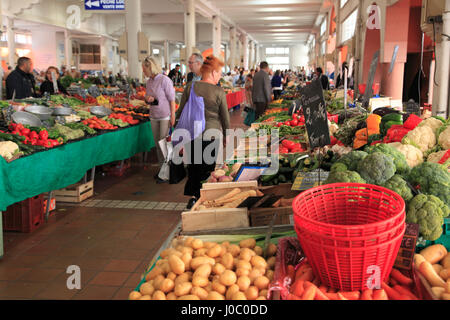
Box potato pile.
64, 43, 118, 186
129, 237, 277, 300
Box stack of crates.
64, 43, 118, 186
2, 195, 44, 233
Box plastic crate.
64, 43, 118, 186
415, 218, 450, 251
2, 195, 44, 233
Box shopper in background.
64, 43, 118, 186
40, 66, 68, 96
6, 57, 38, 99
60, 65, 68, 77
168, 64, 182, 86
252, 61, 272, 119
68, 66, 81, 79
244, 72, 254, 109
186, 53, 203, 83
3, 66, 12, 81
271, 70, 284, 101
176, 55, 230, 209
142, 56, 176, 183
316, 67, 329, 90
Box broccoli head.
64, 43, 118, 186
324, 170, 366, 184
333, 150, 368, 171
366, 143, 410, 175
330, 162, 348, 172
356, 152, 396, 185
408, 162, 450, 207
381, 175, 414, 202
406, 194, 450, 240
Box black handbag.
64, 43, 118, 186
169, 161, 186, 184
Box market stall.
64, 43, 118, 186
226, 89, 245, 110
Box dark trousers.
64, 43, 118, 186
254, 102, 268, 120
273, 90, 282, 100
184, 138, 220, 199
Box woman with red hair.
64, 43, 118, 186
176, 55, 231, 209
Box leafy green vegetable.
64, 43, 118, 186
382, 175, 413, 202
332, 151, 368, 171
365, 143, 410, 175
408, 162, 450, 207
356, 152, 396, 185
406, 194, 449, 241
324, 170, 366, 184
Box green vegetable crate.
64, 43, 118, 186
415, 218, 450, 251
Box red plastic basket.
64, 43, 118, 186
293, 183, 406, 291
3, 195, 44, 233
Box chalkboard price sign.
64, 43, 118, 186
300, 80, 330, 148
394, 222, 420, 270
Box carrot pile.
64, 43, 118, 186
285, 261, 420, 300
113, 107, 149, 118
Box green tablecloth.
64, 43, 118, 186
0, 121, 154, 211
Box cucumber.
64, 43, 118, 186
279, 167, 294, 174
260, 173, 278, 183
382, 113, 402, 123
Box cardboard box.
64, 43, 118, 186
181, 181, 257, 232
249, 206, 293, 227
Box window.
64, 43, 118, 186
321, 42, 326, 55
152, 49, 160, 55
340, 0, 349, 8
0, 33, 7, 42
80, 44, 101, 64
267, 56, 289, 65
341, 9, 358, 43
265, 47, 275, 55
15, 34, 31, 45
320, 19, 327, 36
271, 65, 289, 72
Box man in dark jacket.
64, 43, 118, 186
168, 64, 182, 85
316, 67, 329, 91
6, 57, 37, 99
252, 61, 272, 119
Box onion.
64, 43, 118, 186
208, 176, 218, 183
212, 169, 226, 179
218, 176, 233, 182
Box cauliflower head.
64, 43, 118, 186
427, 149, 450, 169
0, 141, 19, 160
381, 174, 413, 202
388, 142, 424, 168
406, 194, 450, 241
324, 170, 366, 184
366, 143, 410, 175
438, 125, 450, 150
418, 117, 444, 135
408, 162, 450, 207
356, 152, 396, 185
402, 125, 436, 153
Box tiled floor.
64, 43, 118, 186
0, 107, 247, 300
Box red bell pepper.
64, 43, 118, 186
39, 130, 49, 140
329, 136, 338, 146
21, 128, 31, 136
403, 114, 422, 130
438, 150, 450, 164
29, 131, 39, 140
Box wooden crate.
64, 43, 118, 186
182, 181, 258, 232
52, 180, 94, 203
249, 206, 293, 227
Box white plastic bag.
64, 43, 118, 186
158, 136, 174, 181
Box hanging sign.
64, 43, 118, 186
299, 79, 330, 149
85, 0, 125, 10
362, 50, 380, 109
389, 45, 399, 74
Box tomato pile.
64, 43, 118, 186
9, 123, 61, 148
73, 94, 97, 104
82, 117, 118, 130
275, 113, 305, 128
109, 113, 139, 125
279, 139, 305, 154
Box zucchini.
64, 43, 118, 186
382, 113, 403, 123
279, 167, 294, 174
260, 173, 278, 183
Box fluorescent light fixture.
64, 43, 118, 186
262, 16, 295, 21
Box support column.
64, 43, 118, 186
380, 62, 404, 100
212, 15, 221, 58
248, 40, 253, 70
238, 36, 243, 67
229, 27, 236, 70
242, 34, 249, 70
254, 42, 258, 68
125, 0, 142, 80
164, 40, 170, 71
435, 0, 450, 117
7, 17, 15, 68
64, 30, 72, 68
184, 0, 196, 64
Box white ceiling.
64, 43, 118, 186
11, 0, 326, 46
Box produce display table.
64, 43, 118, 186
0, 121, 155, 258
226, 89, 245, 110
